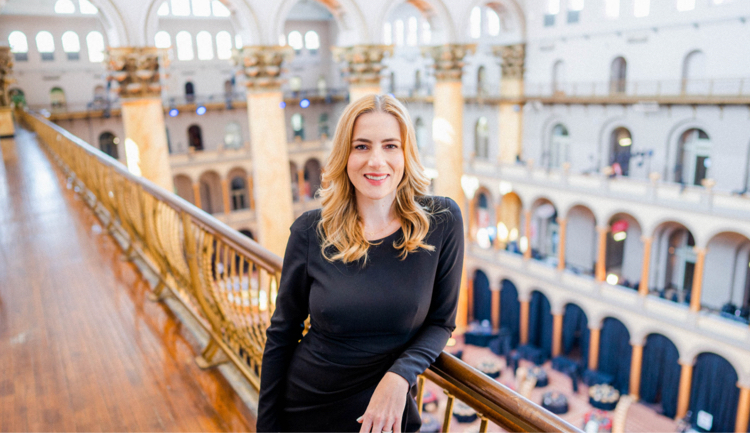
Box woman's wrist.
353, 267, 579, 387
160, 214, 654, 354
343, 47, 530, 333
384, 371, 409, 392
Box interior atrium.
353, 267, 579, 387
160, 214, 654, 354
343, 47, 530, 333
1, 0, 750, 431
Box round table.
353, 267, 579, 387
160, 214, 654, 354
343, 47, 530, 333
541, 391, 569, 414
588, 384, 620, 411
453, 401, 478, 423
476, 357, 504, 379
528, 366, 549, 387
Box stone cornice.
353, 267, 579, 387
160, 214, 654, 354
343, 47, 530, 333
421, 44, 476, 82
332, 45, 393, 87
106, 47, 168, 99
493, 44, 525, 80
233, 46, 294, 91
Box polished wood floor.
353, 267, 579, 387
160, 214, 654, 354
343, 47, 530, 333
0, 127, 256, 432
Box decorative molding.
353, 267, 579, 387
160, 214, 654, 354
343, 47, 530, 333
0, 47, 15, 107
106, 47, 168, 99
493, 44, 525, 80
331, 45, 393, 87
421, 44, 476, 81
233, 46, 294, 91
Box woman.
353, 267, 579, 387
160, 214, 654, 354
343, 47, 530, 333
257, 94, 464, 432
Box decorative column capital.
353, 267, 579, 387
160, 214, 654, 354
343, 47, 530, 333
492, 43, 525, 79
421, 44, 476, 81
0, 46, 15, 107
332, 45, 393, 87
106, 47, 168, 99
233, 45, 294, 91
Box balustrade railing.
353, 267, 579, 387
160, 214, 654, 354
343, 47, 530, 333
20, 108, 579, 433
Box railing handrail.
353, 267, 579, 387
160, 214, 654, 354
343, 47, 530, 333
26, 108, 283, 272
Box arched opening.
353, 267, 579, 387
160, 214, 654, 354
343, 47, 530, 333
527, 290, 553, 362
547, 123, 569, 169
604, 213, 643, 289
702, 232, 750, 321
474, 117, 489, 159
188, 124, 203, 151
689, 353, 740, 432
598, 317, 632, 394
497, 192, 522, 253
93, 85, 106, 101
682, 50, 707, 94
228, 168, 249, 211
303, 158, 322, 200
529, 198, 559, 264
290, 161, 300, 202
291, 113, 305, 141
8, 88, 26, 107
640, 333, 680, 418
561, 303, 589, 367
500, 279, 520, 349
675, 128, 711, 186
98, 131, 119, 159
610, 56, 627, 94
609, 127, 632, 176
185, 81, 195, 102
552, 60, 566, 94
224, 122, 243, 149
474, 189, 494, 249
414, 117, 427, 151
50, 87, 66, 109
650, 221, 696, 303
564, 205, 597, 276
198, 171, 223, 214
477, 65, 487, 96
472, 270, 491, 324
173, 174, 194, 204
318, 113, 329, 138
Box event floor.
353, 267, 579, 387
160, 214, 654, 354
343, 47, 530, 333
0, 127, 255, 431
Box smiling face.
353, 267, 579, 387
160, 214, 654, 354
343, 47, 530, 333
347, 111, 405, 205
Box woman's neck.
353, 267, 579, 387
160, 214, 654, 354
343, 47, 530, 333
356, 191, 398, 229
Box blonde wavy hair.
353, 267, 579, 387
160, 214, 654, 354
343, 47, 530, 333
317, 94, 436, 264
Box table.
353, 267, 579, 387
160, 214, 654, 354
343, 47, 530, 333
528, 366, 549, 387
588, 384, 620, 411
584, 409, 613, 433
464, 330, 498, 347
541, 391, 569, 414
453, 401, 478, 423
476, 357, 505, 379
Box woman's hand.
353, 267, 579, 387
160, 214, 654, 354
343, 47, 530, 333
357, 372, 409, 433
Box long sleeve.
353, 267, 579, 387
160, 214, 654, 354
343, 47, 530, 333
387, 197, 465, 387
256, 213, 313, 432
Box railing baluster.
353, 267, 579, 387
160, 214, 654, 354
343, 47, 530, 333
442, 391, 455, 433
416, 375, 425, 416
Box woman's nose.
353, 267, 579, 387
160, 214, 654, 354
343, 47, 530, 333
368, 148, 385, 167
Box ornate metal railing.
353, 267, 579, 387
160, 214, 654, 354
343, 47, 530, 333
20, 108, 580, 433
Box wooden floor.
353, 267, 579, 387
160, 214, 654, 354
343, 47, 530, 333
0, 127, 256, 432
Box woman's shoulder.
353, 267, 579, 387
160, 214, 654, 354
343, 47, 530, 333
290, 208, 322, 233
418, 195, 462, 218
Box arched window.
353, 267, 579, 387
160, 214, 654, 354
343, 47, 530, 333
62, 31, 80, 60
86, 31, 105, 62
552, 60, 566, 93
154, 31, 171, 48
548, 124, 569, 168
487, 8, 501, 36
50, 87, 66, 108
230, 177, 248, 210
98, 132, 119, 159
303, 159, 322, 199
54, 0, 75, 14
477, 66, 486, 96
215, 31, 232, 60
196, 31, 214, 60
212, 0, 230, 16
415, 117, 426, 151
610, 56, 627, 93
170, 0, 190, 16
79, 0, 97, 14
317, 76, 327, 96
176, 31, 194, 61
291, 113, 304, 140
191, 0, 210, 16
288, 31, 303, 51
188, 124, 203, 150
676, 129, 711, 185
35, 31, 55, 61
318, 113, 329, 138
185, 81, 195, 101
609, 127, 632, 176
676, 0, 696, 11
289, 76, 302, 92
157, 1, 169, 15
682, 50, 706, 94
634, 0, 650, 16
9, 31, 29, 61
394, 20, 404, 46
9, 88, 26, 106
421, 20, 431, 44
475, 117, 489, 159
406, 17, 418, 46
304, 31, 320, 53
547, 0, 561, 14
470, 7, 481, 39
383, 22, 392, 45
224, 122, 242, 148
415, 69, 422, 90
235, 34, 243, 49
93, 85, 106, 100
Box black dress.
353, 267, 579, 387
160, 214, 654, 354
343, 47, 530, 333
257, 196, 464, 432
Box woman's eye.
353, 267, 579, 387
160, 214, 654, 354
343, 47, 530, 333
354, 144, 368, 150
385, 144, 399, 149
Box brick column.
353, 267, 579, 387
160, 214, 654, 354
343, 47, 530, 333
0, 46, 15, 138
588, 326, 601, 371
557, 218, 567, 271
552, 312, 563, 357
235, 46, 295, 257
108, 47, 172, 191
523, 209, 532, 260
192, 182, 201, 209
492, 44, 525, 163
629, 342, 644, 400
246, 175, 255, 210
221, 179, 231, 214
519, 299, 530, 345
596, 225, 609, 282
639, 236, 652, 296
676, 360, 694, 420
491, 289, 500, 332
736, 385, 750, 433
332, 45, 392, 103
689, 247, 707, 312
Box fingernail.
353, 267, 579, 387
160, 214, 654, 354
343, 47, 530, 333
356, 416, 363, 423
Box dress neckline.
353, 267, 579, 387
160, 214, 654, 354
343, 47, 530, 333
367, 226, 403, 243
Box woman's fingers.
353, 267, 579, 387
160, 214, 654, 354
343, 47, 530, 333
370, 415, 385, 433
359, 415, 372, 433
393, 416, 402, 433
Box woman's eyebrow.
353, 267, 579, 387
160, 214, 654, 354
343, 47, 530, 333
352, 137, 372, 143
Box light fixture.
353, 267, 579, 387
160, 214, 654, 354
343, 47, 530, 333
509, 228, 519, 242
446, 338, 456, 347
279, 101, 286, 109
196, 105, 206, 115
168, 107, 179, 117
477, 228, 491, 249
461, 175, 479, 200
300, 98, 310, 108
519, 236, 528, 253
497, 222, 509, 242
619, 137, 632, 147
606, 273, 619, 285
499, 180, 513, 196
613, 231, 627, 242
424, 168, 438, 179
